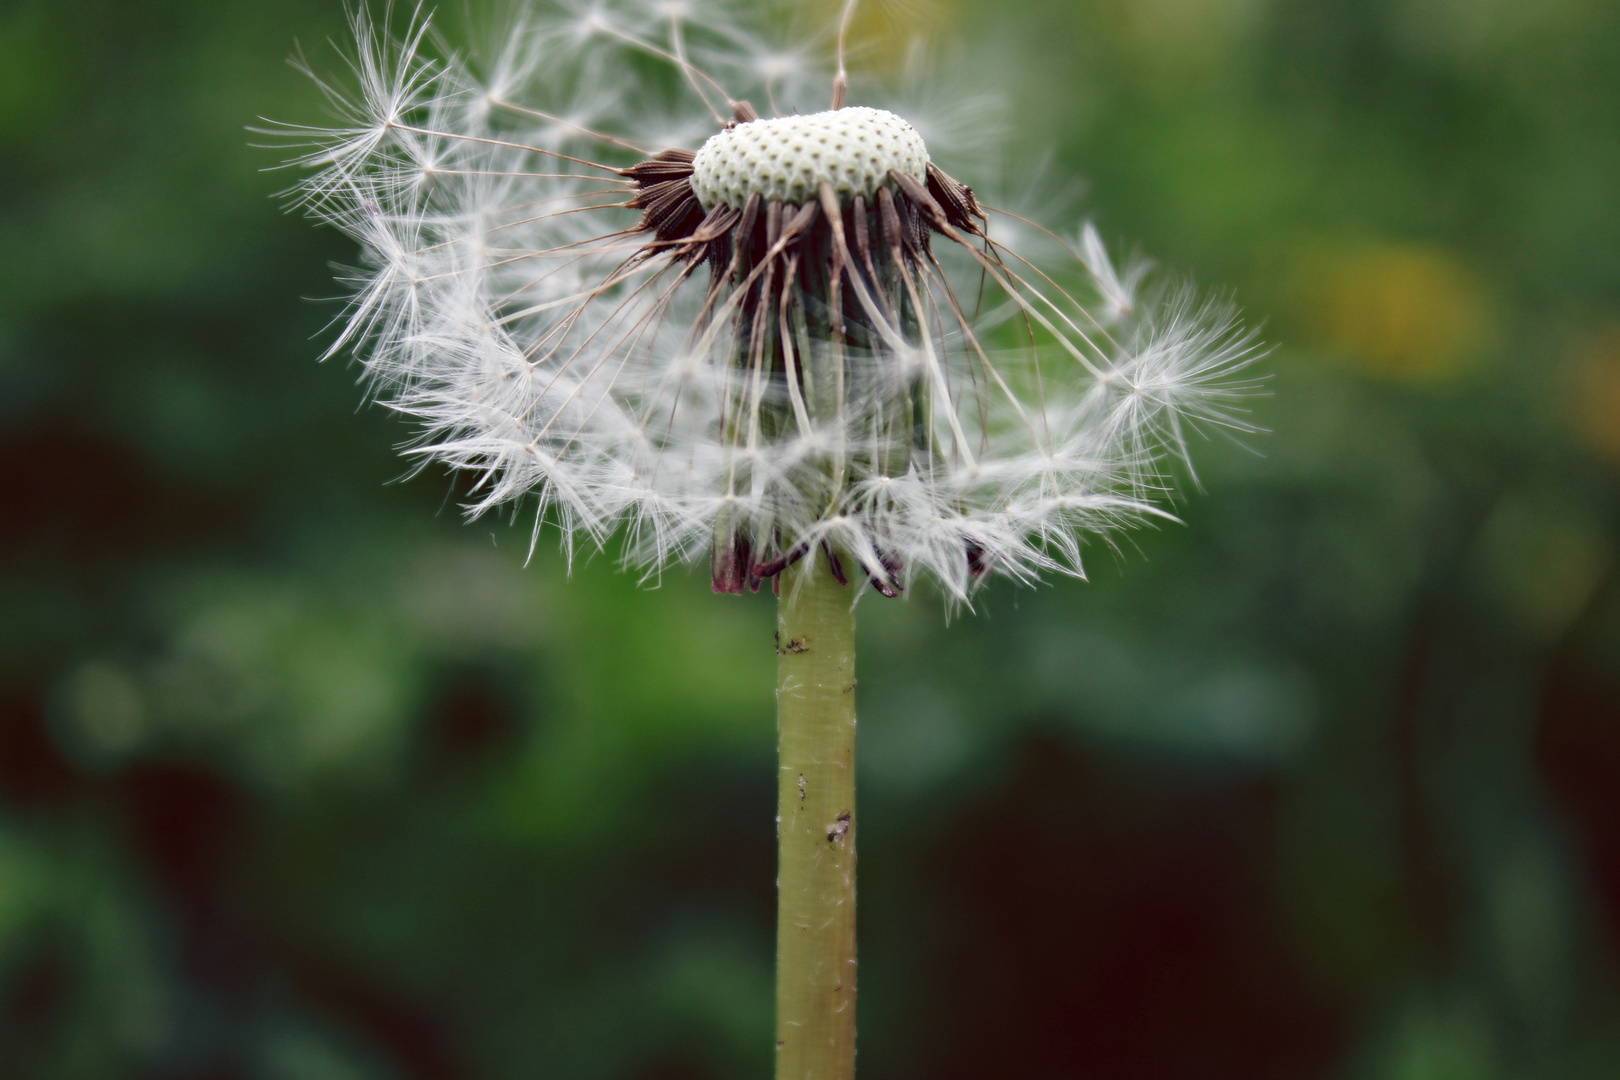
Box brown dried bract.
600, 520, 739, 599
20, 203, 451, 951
622, 131, 990, 596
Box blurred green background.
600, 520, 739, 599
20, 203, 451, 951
4, 0, 1620, 1076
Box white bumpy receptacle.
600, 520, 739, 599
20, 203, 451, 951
690, 106, 930, 210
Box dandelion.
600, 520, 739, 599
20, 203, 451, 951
279, 1, 1257, 1075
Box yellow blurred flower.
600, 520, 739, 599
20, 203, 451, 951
1567, 324, 1620, 462
1295, 240, 1492, 382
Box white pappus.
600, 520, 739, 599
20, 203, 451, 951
279, 0, 1259, 602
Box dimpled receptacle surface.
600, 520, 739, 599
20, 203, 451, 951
690, 107, 929, 210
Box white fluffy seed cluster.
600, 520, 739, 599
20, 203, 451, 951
291, 3, 1256, 601
690, 106, 929, 209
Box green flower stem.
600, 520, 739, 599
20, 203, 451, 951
775, 559, 858, 1080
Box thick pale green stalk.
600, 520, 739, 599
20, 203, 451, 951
775, 561, 857, 1080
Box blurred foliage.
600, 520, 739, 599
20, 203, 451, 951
3, 0, 1620, 1077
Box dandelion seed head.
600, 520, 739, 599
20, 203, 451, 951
279, 0, 1260, 604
